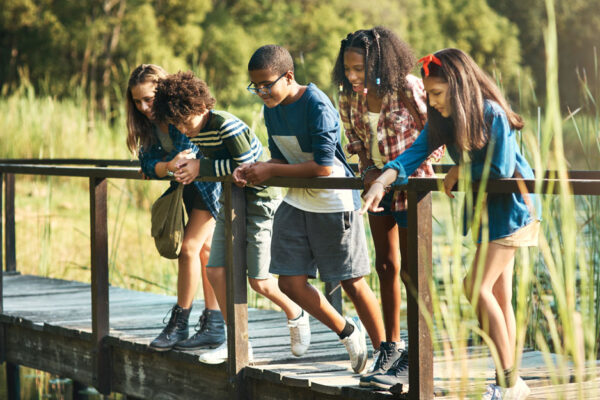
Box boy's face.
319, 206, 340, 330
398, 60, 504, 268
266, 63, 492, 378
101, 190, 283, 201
248, 69, 292, 108
174, 109, 210, 137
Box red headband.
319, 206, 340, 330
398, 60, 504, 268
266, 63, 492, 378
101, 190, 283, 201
418, 54, 442, 76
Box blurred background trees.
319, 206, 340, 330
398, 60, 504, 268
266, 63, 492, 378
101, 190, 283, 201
1, 0, 598, 118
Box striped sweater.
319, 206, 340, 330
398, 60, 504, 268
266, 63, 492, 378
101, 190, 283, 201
186, 110, 277, 198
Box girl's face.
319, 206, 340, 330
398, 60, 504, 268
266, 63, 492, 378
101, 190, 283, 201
131, 81, 157, 120
343, 49, 367, 93
175, 110, 210, 137
423, 76, 451, 117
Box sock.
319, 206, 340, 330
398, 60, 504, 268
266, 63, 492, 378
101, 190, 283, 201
496, 367, 515, 387
338, 321, 355, 340
290, 310, 303, 321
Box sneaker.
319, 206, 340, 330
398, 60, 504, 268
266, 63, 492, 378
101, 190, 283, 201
175, 309, 226, 350
360, 341, 405, 388
368, 348, 409, 390
149, 304, 191, 351
339, 316, 367, 374
482, 377, 530, 400
366, 349, 380, 374
198, 340, 254, 365
288, 310, 311, 356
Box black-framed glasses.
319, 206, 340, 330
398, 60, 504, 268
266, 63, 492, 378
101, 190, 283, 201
247, 72, 287, 96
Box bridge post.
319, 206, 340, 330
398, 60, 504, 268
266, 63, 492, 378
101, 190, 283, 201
406, 190, 433, 400
4, 173, 16, 274
89, 177, 111, 395
224, 182, 248, 400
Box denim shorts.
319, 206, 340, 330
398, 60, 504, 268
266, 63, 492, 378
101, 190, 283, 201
367, 191, 408, 228
270, 202, 371, 283
206, 190, 280, 279
182, 184, 209, 216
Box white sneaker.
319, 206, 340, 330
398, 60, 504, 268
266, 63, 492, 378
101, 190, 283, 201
288, 310, 311, 356
339, 316, 367, 373
198, 340, 254, 364
366, 349, 380, 373
482, 377, 530, 400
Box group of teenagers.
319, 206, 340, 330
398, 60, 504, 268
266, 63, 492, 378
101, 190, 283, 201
126, 26, 540, 400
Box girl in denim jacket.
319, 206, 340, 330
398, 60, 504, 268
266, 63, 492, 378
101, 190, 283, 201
126, 64, 225, 352
361, 49, 540, 400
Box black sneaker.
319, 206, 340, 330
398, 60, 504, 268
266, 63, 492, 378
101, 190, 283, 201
367, 347, 409, 390
175, 309, 225, 350
360, 342, 405, 388
149, 304, 191, 351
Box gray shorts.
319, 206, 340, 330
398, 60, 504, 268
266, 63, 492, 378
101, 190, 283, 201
207, 190, 280, 280
270, 202, 371, 282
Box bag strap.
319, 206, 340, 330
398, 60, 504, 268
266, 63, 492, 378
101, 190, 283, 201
398, 88, 424, 132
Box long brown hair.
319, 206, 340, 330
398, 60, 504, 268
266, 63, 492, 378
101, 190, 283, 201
126, 64, 167, 154
422, 48, 524, 152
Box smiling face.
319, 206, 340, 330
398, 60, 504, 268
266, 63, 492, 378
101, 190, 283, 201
423, 76, 451, 118
343, 49, 367, 93
131, 81, 157, 120
248, 68, 292, 108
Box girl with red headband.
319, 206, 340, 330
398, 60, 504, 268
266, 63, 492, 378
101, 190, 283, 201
333, 27, 443, 390
361, 48, 540, 400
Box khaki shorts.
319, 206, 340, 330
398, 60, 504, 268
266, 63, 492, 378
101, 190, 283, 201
207, 190, 280, 279
493, 220, 540, 247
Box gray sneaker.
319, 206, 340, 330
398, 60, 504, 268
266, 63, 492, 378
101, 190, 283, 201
482, 377, 531, 400
368, 347, 409, 390
359, 341, 405, 387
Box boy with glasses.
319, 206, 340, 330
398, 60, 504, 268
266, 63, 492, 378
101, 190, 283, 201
152, 71, 311, 364
236, 45, 385, 374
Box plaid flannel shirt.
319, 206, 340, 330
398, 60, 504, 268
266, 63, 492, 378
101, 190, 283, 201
139, 126, 222, 219
340, 74, 444, 212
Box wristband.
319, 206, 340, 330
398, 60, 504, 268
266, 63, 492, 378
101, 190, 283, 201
371, 180, 391, 193
360, 165, 378, 179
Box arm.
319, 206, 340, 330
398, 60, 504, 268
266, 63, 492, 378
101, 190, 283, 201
471, 110, 516, 179
382, 124, 434, 186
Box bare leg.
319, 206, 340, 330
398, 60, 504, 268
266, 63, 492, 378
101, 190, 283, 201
341, 277, 385, 349
279, 275, 346, 333
464, 243, 518, 370
199, 234, 219, 310
177, 209, 215, 309
206, 266, 228, 323
369, 214, 402, 342
248, 277, 301, 320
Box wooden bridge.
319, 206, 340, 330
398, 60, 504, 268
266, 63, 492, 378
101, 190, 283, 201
1, 160, 600, 399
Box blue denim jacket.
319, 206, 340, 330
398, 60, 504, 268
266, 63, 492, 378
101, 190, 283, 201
383, 100, 540, 242
139, 125, 222, 219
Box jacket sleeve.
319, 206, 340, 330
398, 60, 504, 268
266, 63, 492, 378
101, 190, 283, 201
339, 94, 365, 155
383, 124, 433, 186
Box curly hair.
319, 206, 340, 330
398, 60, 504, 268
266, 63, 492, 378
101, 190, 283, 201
126, 64, 167, 154
332, 26, 416, 98
152, 71, 216, 125
422, 48, 524, 152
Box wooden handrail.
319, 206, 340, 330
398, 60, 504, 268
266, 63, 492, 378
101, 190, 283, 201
2, 160, 600, 399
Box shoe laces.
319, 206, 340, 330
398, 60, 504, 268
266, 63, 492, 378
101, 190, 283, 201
194, 311, 209, 333
161, 306, 186, 332
390, 349, 409, 376
482, 384, 503, 400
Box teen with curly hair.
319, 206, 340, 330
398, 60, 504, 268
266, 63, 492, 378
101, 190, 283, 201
332, 27, 443, 389
126, 64, 225, 352
361, 48, 540, 400
152, 71, 309, 364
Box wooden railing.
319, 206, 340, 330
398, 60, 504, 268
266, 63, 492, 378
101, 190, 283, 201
1, 159, 600, 400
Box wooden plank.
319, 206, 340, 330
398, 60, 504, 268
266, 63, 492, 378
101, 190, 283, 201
224, 183, 248, 399
406, 190, 433, 400
89, 177, 111, 394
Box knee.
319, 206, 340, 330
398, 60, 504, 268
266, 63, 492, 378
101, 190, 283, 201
463, 277, 491, 305
206, 267, 221, 284
248, 277, 267, 294
374, 258, 400, 278
278, 278, 296, 298
340, 278, 362, 297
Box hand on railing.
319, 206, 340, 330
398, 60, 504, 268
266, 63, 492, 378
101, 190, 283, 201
174, 158, 200, 185
232, 164, 250, 187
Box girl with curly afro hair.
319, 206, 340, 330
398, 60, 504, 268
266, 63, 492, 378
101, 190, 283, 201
332, 27, 444, 389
